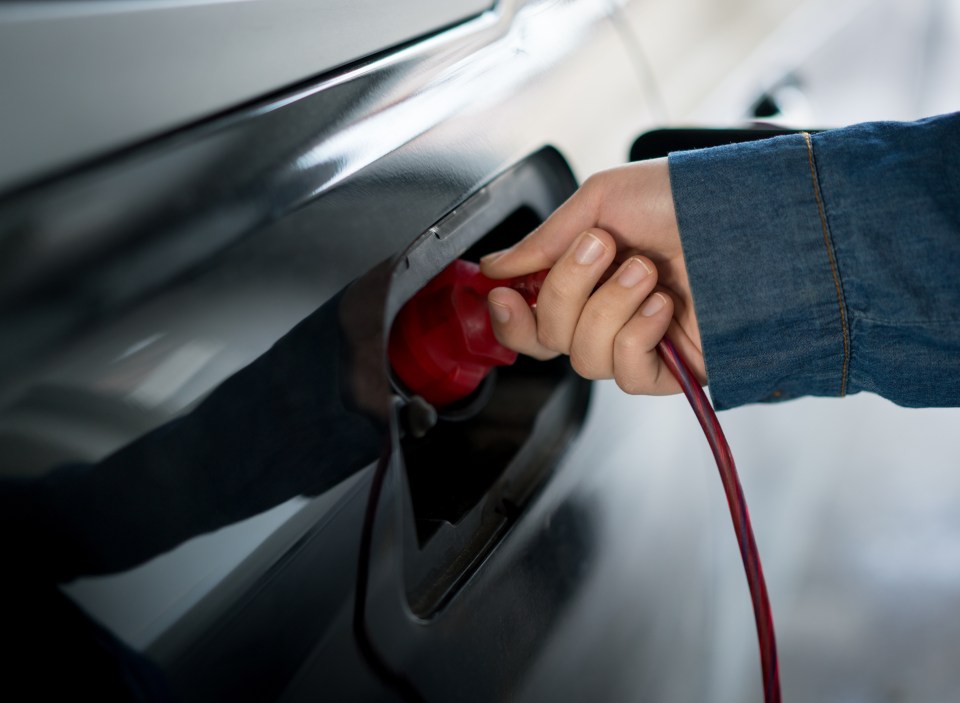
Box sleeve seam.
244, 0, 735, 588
802, 131, 850, 397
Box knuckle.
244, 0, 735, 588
581, 173, 601, 193
536, 326, 568, 354
580, 174, 606, 211
614, 325, 646, 355
580, 300, 619, 329
540, 278, 576, 309
582, 171, 608, 192
569, 349, 603, 380
615, 372, 646, 396
530, 236, 553, 265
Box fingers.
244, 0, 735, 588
568, 256, 658, 379
477, 159, 702, 396
486, 226, 619, 361
487, 287, 559, 361
534, 228, 617, 354
479, 160, 679, 281
491, 267, 701, 394
480, 177, 601, 279
611, 289, 682, 396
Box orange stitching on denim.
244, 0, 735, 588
803, 132, 849, 396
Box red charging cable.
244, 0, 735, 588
381, 260, 782, 703
657, 336, 781, 703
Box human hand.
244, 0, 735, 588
479, 157, 705, 395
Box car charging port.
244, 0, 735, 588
394, 206, 562, 546
385, 152, 590, 618
402, 353, 570, 546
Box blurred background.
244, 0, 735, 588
623, 0, 959, 126
602, 1, 960, 701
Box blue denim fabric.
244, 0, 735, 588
668, 112, 960, 410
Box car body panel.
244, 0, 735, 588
0, 0, 495, 191
0, 0, 664, 699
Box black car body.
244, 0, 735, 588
4, 1, 960, 701
0, 1, 668, 699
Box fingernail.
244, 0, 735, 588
574, 232, 606, 265
641, 293, 666, 317
489, 299, 511, 323
481, 248, 511, 265
617, 258, 653, 288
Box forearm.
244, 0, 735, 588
669, 112, 960, 409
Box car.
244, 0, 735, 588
2, 0, 959, 700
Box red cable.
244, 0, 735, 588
656, 337, 781, 703
387, 261, 781, 701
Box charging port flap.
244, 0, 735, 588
383, 149, 590, 618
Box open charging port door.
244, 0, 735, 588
382, 149, 590, 618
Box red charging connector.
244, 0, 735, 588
388, 259, 546, 408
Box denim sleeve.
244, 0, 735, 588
668, 112, 960, 410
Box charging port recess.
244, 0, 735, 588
385, 150, 591, 618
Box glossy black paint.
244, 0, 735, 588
0, 1, 678, 700
0, 0, 496, 190
144, 149, 593, 702
0, 0, 649, 384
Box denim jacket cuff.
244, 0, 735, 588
668, 133, 848, 410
